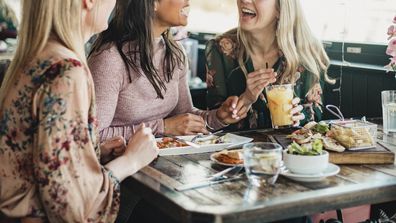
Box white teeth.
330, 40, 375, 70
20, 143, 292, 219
181, 6, 190, 17
241, 8, 256, 15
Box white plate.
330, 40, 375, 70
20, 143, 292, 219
210, 152, 287, 168
280, 163, 340, 182
158, 133, 253, 156
210, 152, 244, 167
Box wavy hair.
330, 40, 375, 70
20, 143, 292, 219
90, 0, 185, 99
237, 0, 333, 84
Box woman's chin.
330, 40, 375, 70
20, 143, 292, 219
178, 18, 189, 27
239, 24, 255, 33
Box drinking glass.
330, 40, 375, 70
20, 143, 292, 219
265, 84, 294, 129
243, 142, 282, 187
382, 90, 396, 137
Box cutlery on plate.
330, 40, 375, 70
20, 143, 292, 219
160, 134, 200, 148
191, 130, 224, 143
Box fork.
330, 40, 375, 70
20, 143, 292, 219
191, 130, 224, 143
205, 121, 216, 132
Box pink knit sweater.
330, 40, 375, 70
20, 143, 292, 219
88, 38, 226, 142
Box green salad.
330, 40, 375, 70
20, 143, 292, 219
311, 122, 330, 134
287, 139, 323, 156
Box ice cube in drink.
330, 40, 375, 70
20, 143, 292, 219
266, 84, 294, 128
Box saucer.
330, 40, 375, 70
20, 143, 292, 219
280, 163, 340, 182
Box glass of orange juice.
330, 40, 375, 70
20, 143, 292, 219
265, 84, 294, 129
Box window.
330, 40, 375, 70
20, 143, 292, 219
187, 0, 394, 45
186, 0, 238, 34
302, 0, 394, 44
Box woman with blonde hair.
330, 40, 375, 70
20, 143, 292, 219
0, 0, 158, 222
206, 0, 333, 130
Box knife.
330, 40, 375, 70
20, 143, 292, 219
208, 166, 242, 181
175, 175, 244, 192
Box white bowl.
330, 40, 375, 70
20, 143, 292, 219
283, 150, 329, 175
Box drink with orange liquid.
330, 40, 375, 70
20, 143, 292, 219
265, 84, 294, 128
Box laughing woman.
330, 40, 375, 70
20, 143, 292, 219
205, 0, 334, 131
89, 0, 245, 142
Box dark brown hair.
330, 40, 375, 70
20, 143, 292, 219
90, 0, 185, 99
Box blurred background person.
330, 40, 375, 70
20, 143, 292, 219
0, 0, 17, 40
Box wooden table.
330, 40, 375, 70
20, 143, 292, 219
123, 129, 396, 223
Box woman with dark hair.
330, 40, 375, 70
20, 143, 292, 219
88, 0, 246, 142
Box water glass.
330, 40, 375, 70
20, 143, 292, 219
243, 142, 282, 187
382, 90, 396, 136
265, 84, 294, 129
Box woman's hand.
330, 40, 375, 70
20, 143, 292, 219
164, 113, 209, 135
290, 97, 305, 126
125, 124, 159, 170
105, 124, 158, 181
216, 96, 248, 124
100, 136, 126, 164
240, 68, 277, 106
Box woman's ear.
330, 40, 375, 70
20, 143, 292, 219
83, 0, 95, 11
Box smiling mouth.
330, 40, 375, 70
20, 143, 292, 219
181, 6, 190, 17
241, 7, 257, 19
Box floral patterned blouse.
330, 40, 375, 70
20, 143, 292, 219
205, 29, 325, 131
0, 49, 120, 222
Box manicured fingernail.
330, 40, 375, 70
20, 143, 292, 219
232, 104, 236, 109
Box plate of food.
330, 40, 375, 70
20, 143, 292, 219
286, 120, 377, 153
210, 149, 244, 167
157, 133, 253, 156
287, 121, 346, 153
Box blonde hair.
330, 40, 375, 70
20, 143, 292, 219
0, 0, 86, 109
237, 0, 333, 84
